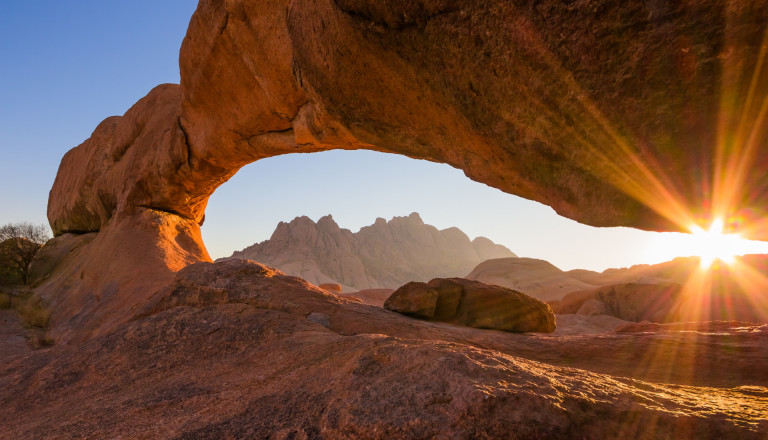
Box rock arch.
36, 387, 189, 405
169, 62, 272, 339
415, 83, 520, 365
42, 0, 768, 341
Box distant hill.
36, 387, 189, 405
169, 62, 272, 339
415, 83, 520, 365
225, 213, 516, 291
466, 255, 768, 323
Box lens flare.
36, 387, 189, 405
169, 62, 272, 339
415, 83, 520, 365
689, 218, 744, 268
644, 219, 768, 267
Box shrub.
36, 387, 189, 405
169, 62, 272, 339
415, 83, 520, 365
0, 222, 51, 285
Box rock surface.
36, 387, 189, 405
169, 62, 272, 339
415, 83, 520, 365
344, 288, 394, 307
449, 278, 556, 333
383, 281, 438, 318
34, 210, 209, 343
227, 213, 515, 291
385, 278, 556, 333
48, 0, 768, 242
39, 0, 768, 338
467, 257, 599, 302
0, 310, 32, 361
319, 283, 342, 293
3, 261, 766, 439
573, 282, 683, 323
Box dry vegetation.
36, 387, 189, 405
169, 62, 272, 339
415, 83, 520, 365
0, 292, 10, 309
0, 287, 53, 348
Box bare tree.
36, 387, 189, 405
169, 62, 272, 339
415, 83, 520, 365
0, 222, 51, 285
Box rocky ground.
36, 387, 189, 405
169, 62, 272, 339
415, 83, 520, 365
2, 260, 766, 439
0, 309, 32, 361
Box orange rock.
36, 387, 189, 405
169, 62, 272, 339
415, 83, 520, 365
386, 278, 556, 333
384, 282, 439, 318
343, 288, 394, 307
49, 0, 768, 240
319, 283, 342, 293
42, 0, 768, 339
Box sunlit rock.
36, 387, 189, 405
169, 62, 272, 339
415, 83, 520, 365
386, 278, 556, 333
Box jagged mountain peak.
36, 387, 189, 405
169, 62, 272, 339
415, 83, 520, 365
227, 214, 516, 291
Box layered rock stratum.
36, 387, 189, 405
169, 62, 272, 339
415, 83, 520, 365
9, 1, 768, 437
227, 213, 515, 291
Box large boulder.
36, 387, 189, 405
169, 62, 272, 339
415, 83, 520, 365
386, 278, 556, 333
383, 281, 439, 318
428, 278, 464, 321
557, 282, 684, 323
449, 279, 557, 333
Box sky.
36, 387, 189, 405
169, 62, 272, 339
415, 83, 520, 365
2, 2, 767, 272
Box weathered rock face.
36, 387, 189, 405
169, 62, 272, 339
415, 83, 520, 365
35, 209, 210, 343
228, 213, 515, 291
3, 261, 767, 439
41, 0, 768, 339
564, 283, 684, 323
451, 278, 557, 333
385, 278, 556, 333
49, 0, 768, 238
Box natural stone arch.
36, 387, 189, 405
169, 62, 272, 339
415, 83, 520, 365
42, 0, 768, 342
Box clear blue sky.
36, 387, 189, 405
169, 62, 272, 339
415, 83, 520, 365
2, 2, 767, 272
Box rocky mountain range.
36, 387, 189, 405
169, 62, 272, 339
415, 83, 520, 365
226, 213, 515, 291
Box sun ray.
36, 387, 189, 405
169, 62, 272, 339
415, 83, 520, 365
504, 4, 768, 316
712, 20, 768, 229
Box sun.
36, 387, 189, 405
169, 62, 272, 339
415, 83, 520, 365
688, 218, 743, 268
643, 217, 768, 269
